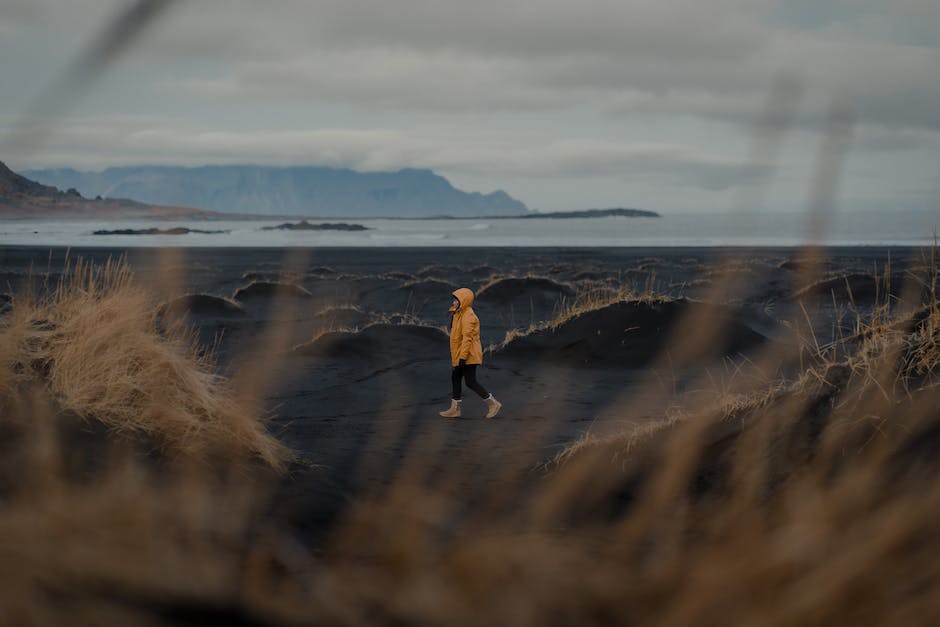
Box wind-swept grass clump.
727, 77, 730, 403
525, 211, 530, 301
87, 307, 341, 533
552, 280, 669, 326
0, 258, 289, 470
0, 393, 302, 627
492, 281, 670, 349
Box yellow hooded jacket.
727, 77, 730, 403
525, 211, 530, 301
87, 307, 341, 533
450, 287, 484, 367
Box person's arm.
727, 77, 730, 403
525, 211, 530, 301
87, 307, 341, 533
458, 314, 478, 362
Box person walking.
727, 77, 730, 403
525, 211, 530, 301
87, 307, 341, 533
439, 287, 501, 419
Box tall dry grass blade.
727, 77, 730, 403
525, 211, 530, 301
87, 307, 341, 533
3, 0, 180, 157
231, 248, 313, 417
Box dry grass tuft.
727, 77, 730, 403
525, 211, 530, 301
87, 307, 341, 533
0, 257, 289, 470
493, 282, 673, 349
551, 282, 669, 328
0, 395, 301, 627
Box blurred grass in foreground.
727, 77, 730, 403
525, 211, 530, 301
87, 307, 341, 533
0, 251, 939, 625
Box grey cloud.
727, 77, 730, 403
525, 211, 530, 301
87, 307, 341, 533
138, 0, 940, 135
6, 117, 763, 192
4, 0, 937, 212
184, 51, 586, 111
16, 0, 932, 135
467, 141, 770, 190
2, 0, 43, 25
852, 126, 940, 153
175, 45, 767, 115
770, 0, 940, 46
0, 0, 129, 30
774, 37, 940, 131
308, 0, 765, 60
125, 2, 294, 62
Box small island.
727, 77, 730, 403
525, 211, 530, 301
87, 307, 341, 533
261, 220, 369, 231
518, 208, 660, 219
428, 207, 661, 220
92, 227, 229, 235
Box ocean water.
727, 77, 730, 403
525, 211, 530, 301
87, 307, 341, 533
0, 210, 936, 248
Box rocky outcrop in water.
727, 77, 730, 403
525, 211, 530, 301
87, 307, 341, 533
92, 227, 228, 235
261, 220, 368, 231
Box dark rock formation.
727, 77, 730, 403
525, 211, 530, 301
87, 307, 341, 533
261, 220, 368, 231
92, 227, 228, 235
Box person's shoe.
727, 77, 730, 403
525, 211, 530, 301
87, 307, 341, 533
484, 396, 502, 419
439, 399, 462, 418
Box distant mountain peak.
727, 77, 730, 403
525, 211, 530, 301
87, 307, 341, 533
23, 164, 529, 218
0, 159, 64, 199
0, 160, 213, 219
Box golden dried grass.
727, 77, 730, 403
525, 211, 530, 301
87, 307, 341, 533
0, 257, 289, 470
0, 393, 301, 626
493, 282, 672, 350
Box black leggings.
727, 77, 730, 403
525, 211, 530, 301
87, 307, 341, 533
451, 364, 489, 400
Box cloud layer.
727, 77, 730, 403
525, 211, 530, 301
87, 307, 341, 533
2, 0, 938, 211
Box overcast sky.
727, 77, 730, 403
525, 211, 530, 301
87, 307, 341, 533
2, 0, 938, 212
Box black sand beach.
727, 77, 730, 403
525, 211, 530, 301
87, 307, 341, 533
1, 244, 930, 533
5, 242, 940, 626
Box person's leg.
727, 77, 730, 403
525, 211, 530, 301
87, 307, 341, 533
463, 365, 502, 418
440, 365, 464, 417
451, 365, 464, 400
462, 365, 490, 398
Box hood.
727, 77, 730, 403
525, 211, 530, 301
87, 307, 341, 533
452, 287, 474, 312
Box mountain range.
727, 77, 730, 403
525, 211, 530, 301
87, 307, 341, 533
23, 165, 529, 218
0, 160, 214, 219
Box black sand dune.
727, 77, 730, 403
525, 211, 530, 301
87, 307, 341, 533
293, 323, 448, 366
334, 276, 455, 319
308, 266, 337, 276
383, 271, 415, 281
233, 280, 313, 301
350, 276, 417, 311
469, 264, 497, 278
473, 276, 576, 331
779, 259, 839, 273
495, 299, 769, 367
794, 272, 908, 303
241, 271, 302, 284
202, 308, 371, 363
312, 306, 372, 330
400, 278, 457, 303
572, 270, 615, 282
295, 278, 367, 308
477, 276, 574, 306
621, 268, 653, 280
160, 293, 246, 318
635, 257, 667, 271
416, 264, 462, 279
